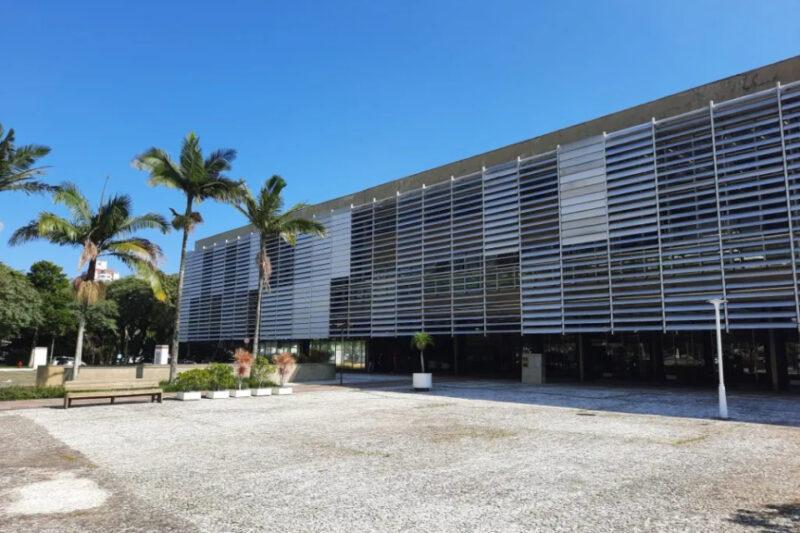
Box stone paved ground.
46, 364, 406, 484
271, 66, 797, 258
1, 381, 799, 532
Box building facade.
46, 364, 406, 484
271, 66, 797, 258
179, 57, 800, 389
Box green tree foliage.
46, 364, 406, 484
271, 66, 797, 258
9, 183, 167, 377
76, 300, 118, 365
411, 332, 434, 373
26, 261, 74, 359
106, 274, 177, 362
0, 262, 42, 342
234, 176, 325, 355
135, 132, 245, 381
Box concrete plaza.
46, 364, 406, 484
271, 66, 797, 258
1, 379, 799, 532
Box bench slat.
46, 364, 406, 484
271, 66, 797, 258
65, 388, 162, 399
65, 381, 160, 391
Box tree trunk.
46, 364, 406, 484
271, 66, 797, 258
420, 350, 425, 373
252, 276, 264, 356
72, 312, 86, 380
252, 242, 271, 357
28, 327, 39, 367
49, 336, 56, 365
170, 196, 193, 382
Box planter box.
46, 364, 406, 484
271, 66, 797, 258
413, 373, 432, 391
230, 389, 252, 398
176, 391, 202, 401
204, 390, 230, 399
272, 386, 293, 395
251, 388, 273, 396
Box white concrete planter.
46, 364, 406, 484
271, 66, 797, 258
176, 391, 202, 401
229, 389, 252, 398
272, 386, 293, 395
204, 390, 230, 399
413, 373, 433, 391
251, 388, 273, 396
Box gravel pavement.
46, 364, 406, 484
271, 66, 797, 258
2, 381, 799, 532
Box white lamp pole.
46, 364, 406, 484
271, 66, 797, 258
708, 298, 728, 419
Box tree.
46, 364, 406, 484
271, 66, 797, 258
134, 132, 245, 381
76, 299, 118, 366
27, 261, 73, 362
0, 262, 42, 343
411, 332, 434, 373
9, 183, 168, 378
106, 277, 156, 361
106, 274, 177, 362
0, 124, 52, 194
234, 176, 325, 355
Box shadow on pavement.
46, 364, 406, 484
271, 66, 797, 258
335, 375, 800, 428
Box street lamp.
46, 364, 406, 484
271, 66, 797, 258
707, 298, 728, 419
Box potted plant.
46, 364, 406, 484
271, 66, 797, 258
173, 368, 208, 401
230, 348, 253, 398
411, 332, 434, 391
203, 363, 234, 399
272, 352, 296, 394
250, 355, 275, 396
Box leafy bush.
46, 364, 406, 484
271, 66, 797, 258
171, 368, 212, 392
250, 355, 276, 388
0, 386, 65, 401
206, 363, 235, 391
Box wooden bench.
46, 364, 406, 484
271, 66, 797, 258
63, 381, 163, 409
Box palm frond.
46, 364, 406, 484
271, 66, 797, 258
118, 212, 169, 235
8, 212, 82, 246
105, 238, 163, 265
169, 207, 203, 232
52, 182, 92, 224
133, 147, 188, 190
78, 239, 99, 270
204, 148, 237, 177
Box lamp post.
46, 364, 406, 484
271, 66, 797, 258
707, 298, 728, 419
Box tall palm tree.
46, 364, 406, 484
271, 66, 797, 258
235, 176, 325, 354
9, 182, 167, 378
134, 132, 245, 381
0, 124, 52, 194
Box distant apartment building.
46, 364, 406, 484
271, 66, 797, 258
93, 260, 120, 283
179, 56, 800, 391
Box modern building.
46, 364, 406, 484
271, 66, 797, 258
180, 56, 800, 390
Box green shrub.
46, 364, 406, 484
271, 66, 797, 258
0, 386, 65, 401
171, 368, 212, 392
206, 363, 235, 391
247, 376, 277, 388
250, 355, 276, 387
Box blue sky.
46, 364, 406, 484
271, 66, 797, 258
1, 0, 798, 276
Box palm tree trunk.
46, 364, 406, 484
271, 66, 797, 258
420, 350, 425, 373
72, 312, 86, 380
170, 196, 193, 382
252, 276, 264, 356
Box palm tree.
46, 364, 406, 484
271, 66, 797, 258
9, 182, 167, 378
235, 176, 325, 355
134, 132, 245, 381
411, 332, 434, 373
0, 124, 52, 194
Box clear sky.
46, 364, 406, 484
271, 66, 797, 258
1, 0, 798, 276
